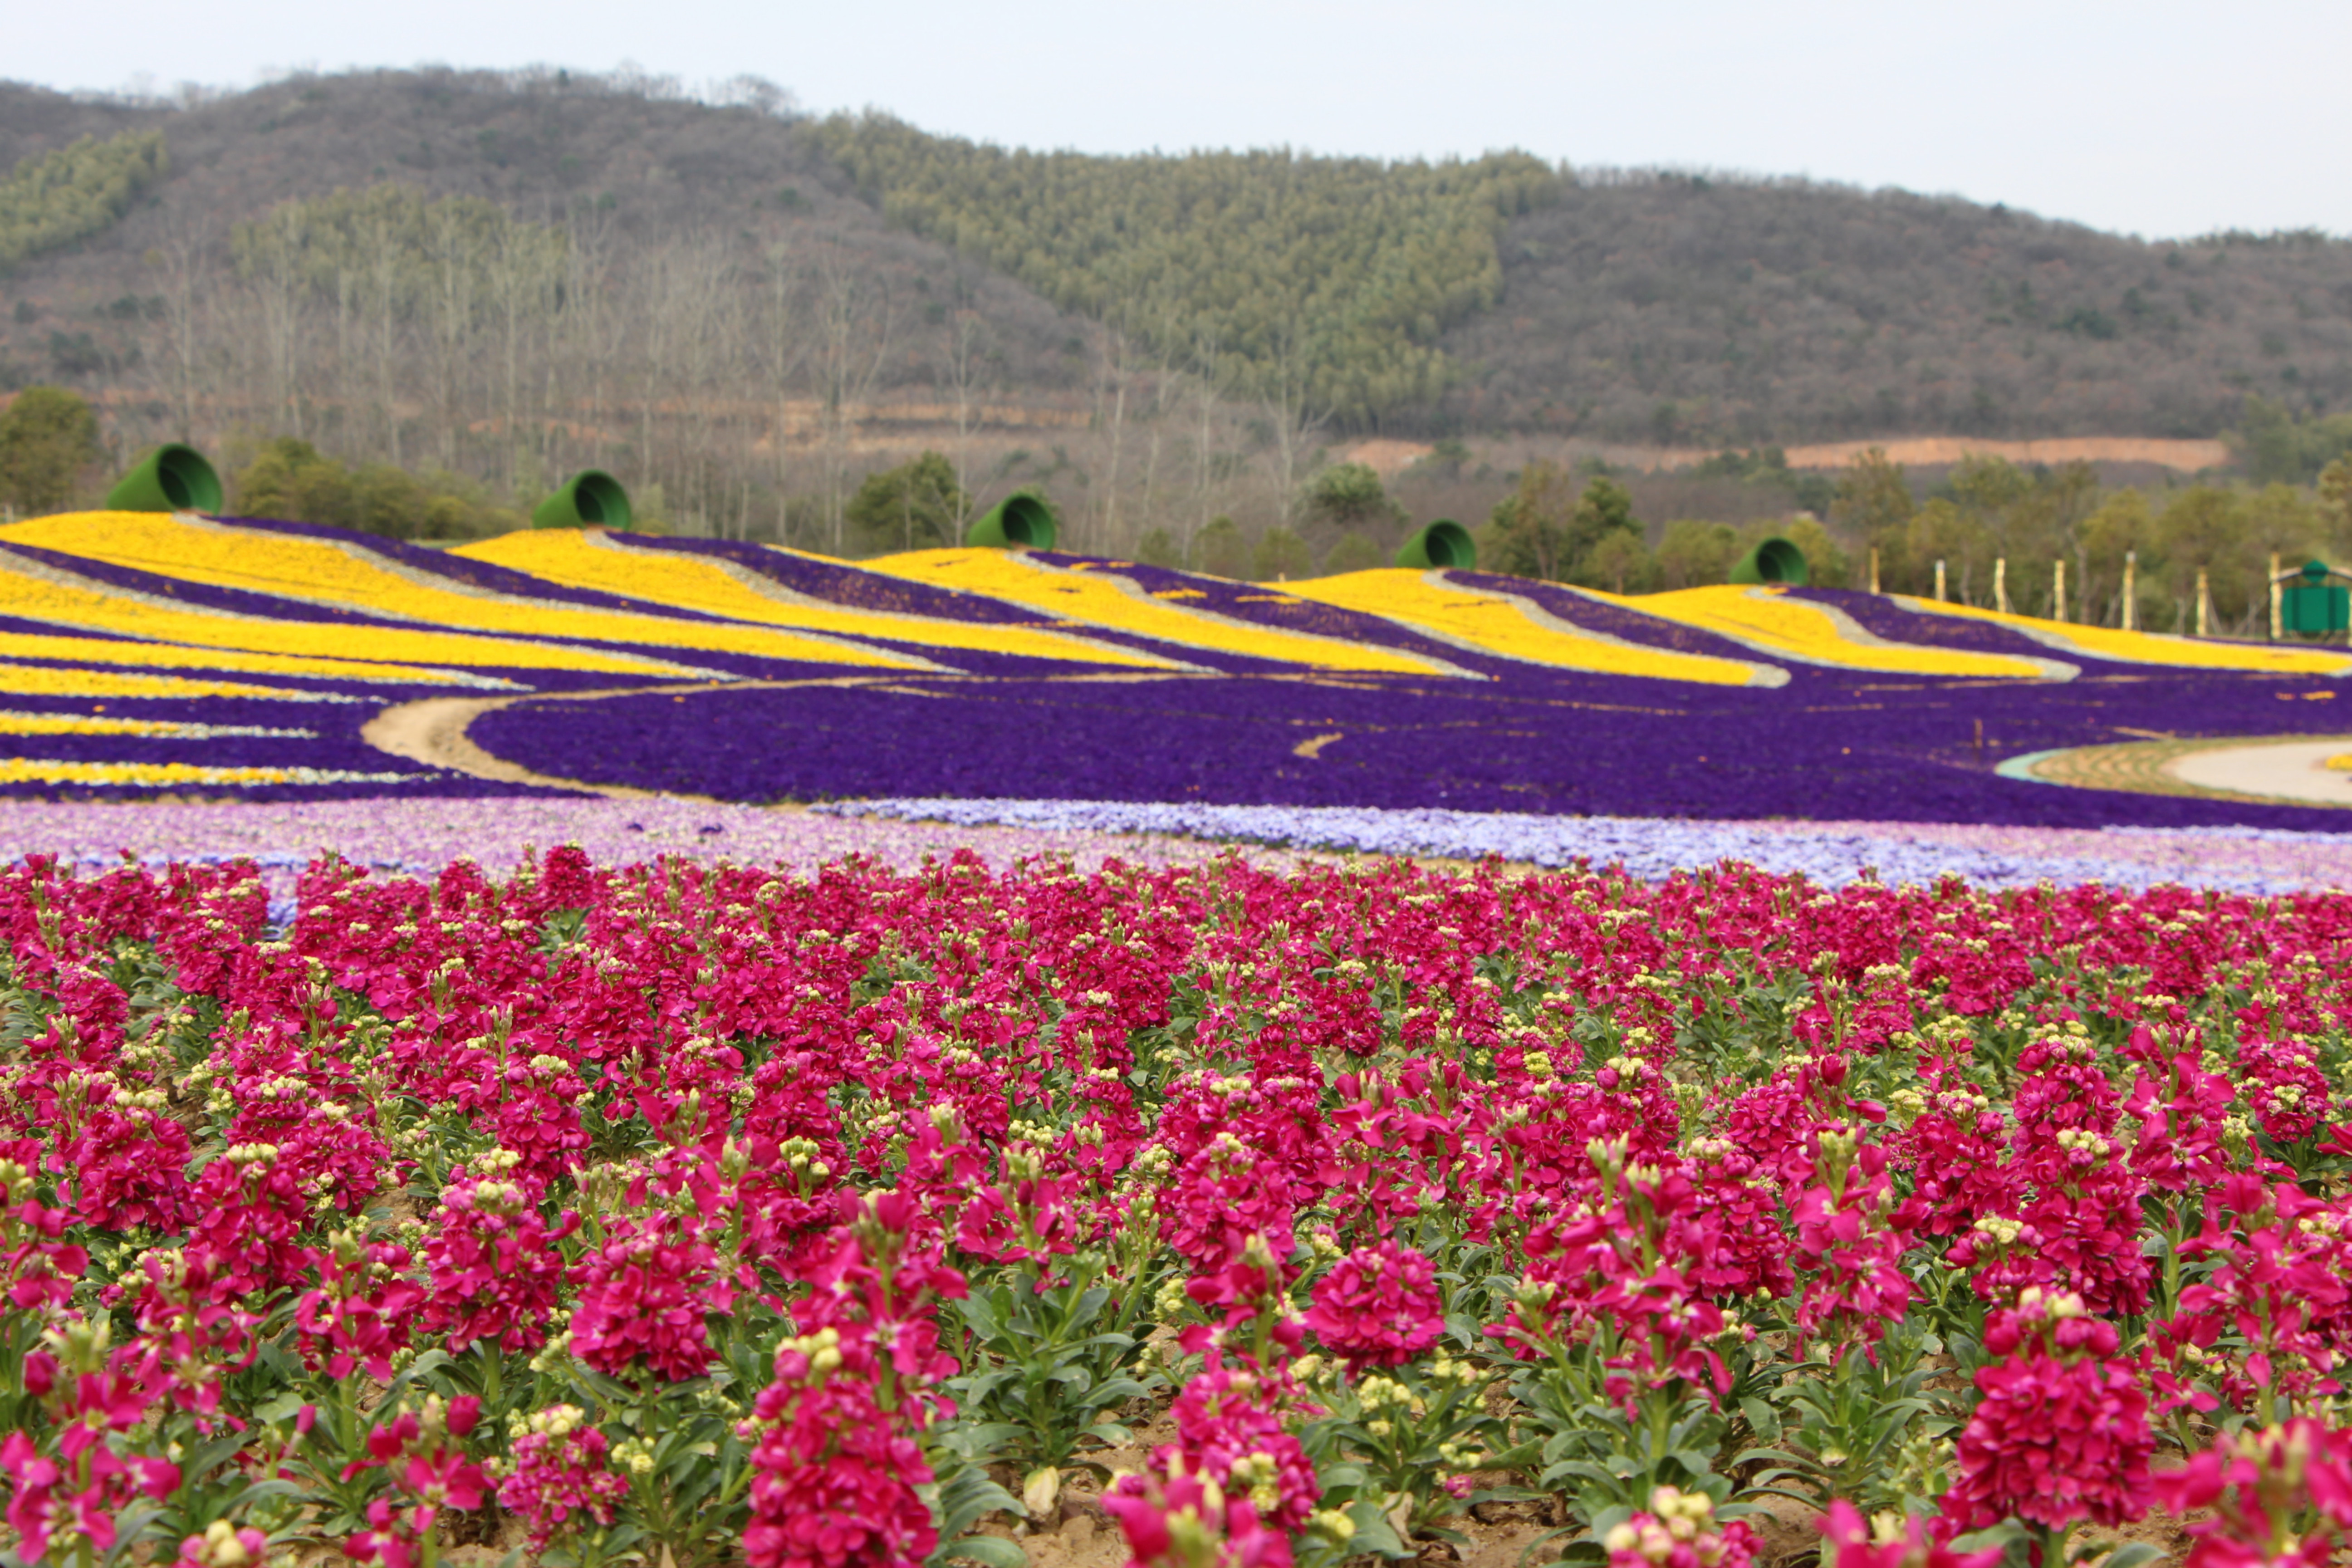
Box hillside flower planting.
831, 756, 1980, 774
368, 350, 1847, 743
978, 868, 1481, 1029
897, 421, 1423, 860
0, 515, 926, 672
1600, 586, 2066, 680
2, 513, 2352, 819
5, 843, 2352, 1568
859, 549, 1462, 675
453, 532, 1171, 671
1280, 570, 1774, 686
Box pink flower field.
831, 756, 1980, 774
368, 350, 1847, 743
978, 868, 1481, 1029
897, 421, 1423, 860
7, 841, 2352, 1568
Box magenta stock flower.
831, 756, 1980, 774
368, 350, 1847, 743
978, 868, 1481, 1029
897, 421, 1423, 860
741, 1328, 938, 1568
568, 1215, 730, 1384
1104, 1459, 1295, 1568
1305, 1239, 1445, 1370
1943, 1289, 2153, 1532
1817, 1500, 2002, 1568
419, 1170, 577, 1356
21, 831, 2352, 1568
496, 1407, 630, 1554
2154, 1418, 2352, 1568
1602, 1486, 1757, 1568
295, 1234, 423, 1381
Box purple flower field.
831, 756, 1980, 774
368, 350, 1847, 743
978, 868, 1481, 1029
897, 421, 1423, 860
469, 660, 2352, 830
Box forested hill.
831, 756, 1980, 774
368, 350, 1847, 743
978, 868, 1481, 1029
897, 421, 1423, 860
1, 69, 2348, 446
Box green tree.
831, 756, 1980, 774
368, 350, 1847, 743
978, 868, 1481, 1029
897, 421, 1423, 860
1654, 520, 1739, 588
2078, 489, 2152, 627
230, 437, 513, 538
0, 387, 101, 516
1322, 532, 1386, 574
0, 131, 169, 269
1193, 516, 1249, 579
1300, 462, 1404, 531
811, 115, 1554, 423
2156, 485, 2254, 630
1252, 526, 1314, 581
1583, 529, 1653, 593
2244, 482, 2319, 567
1831, 447, 1916, 587
2237, 397, 2352, 485
1135, 527, 1183, 568
1485, 460, 1573, 580
233, 438, 359, 529
1904, 499, 1996, 603
846, 451, 970, 554
2319, 459, 2352, 557
1566, 475, 1639, 582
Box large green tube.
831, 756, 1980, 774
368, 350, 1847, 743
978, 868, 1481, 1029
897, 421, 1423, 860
965, 489, 1058, 550
105, 444, 223, 514
1395, 519, 1476, 571
532, 470, 633, 530
1729, 536, 1809, 585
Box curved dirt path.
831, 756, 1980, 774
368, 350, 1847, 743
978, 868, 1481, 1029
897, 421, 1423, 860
1999, 732, 2352, 807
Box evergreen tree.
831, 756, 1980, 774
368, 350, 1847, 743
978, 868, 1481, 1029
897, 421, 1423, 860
846, 452, 970, 554
0, 387, 101, 516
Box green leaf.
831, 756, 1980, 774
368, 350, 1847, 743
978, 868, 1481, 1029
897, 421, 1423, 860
1344, 1499, 1411, 1559
936, 1536, 1028, 1568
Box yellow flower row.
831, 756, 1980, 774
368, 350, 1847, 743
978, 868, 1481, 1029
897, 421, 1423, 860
4, 513, 924, 671
0, 544, 701, 681
0, 627, 495, 688
0, 757, 423, 788
0, 662, 360, 702
1609, 585, 2063, 679
0, 710, 315, 739
453, 531, 1173, 670
1898, 596, 2352, 675
864, 549, 1461, 675
1284, 569, 1780, 686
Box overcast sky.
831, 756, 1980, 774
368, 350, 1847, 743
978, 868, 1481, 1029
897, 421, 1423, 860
12, 0, 2348, 241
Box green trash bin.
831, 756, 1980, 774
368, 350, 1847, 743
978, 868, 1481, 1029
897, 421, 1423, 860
1395, 519, 1476, 570
965, 489, 1058, 550
2282, 561, 2351, 634
1729, 536, 1809, 586
532, 471, 633, 530
106, 444, 224, 514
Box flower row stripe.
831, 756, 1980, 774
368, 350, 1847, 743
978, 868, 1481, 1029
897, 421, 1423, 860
0, 710, 318, 739
1283, 568, 1779, 685
0, 661, 366, 702
861, 548, 1469, 674
0, 539, 708, 681
455, 530, 1176, 670
0, 627, 487, 688
0, 513, 932, 672
1894, 594, 2352, 673
1599, 584, 2068, 678
0, 756, 430, 785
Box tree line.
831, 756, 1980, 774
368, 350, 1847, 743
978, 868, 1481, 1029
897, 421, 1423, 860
0, 129, 168, 270
811, 114, 1555, 426
9, 364, 2352, 641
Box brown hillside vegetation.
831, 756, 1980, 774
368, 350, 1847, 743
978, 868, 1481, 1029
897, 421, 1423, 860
0, 69, 2347, 566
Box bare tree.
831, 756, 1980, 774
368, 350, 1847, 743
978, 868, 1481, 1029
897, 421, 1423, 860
939, 304, 992, 535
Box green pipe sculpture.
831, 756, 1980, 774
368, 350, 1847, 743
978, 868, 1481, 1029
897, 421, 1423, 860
532, 470, 633, 530
1729, 536, 1809, 585
106, 444, 223, 514
965, 489, 1058, 550
1395, 519, 1476, 571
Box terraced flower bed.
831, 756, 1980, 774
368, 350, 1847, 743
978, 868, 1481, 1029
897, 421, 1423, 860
0, 511, 2348, 831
